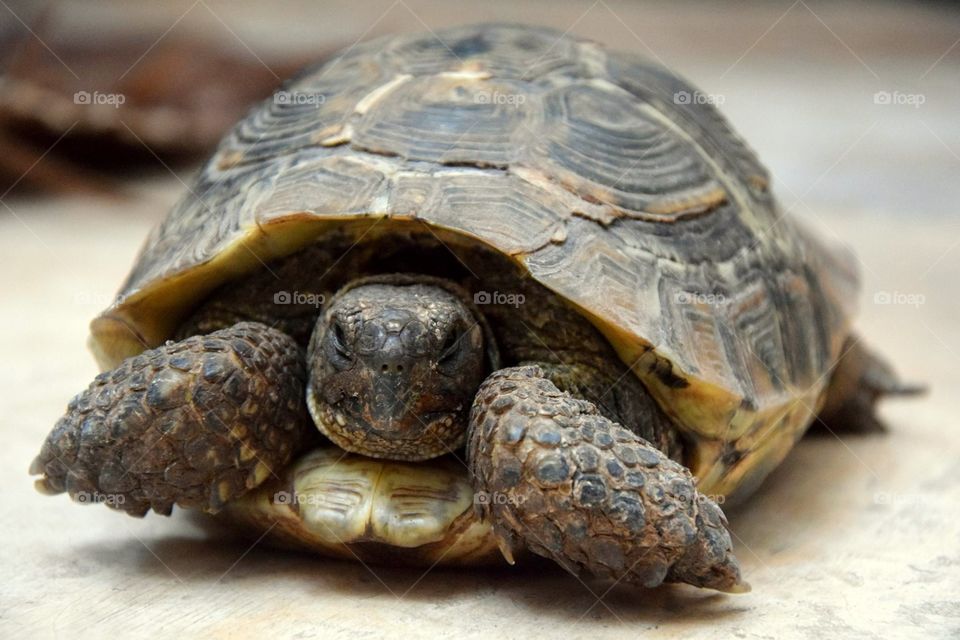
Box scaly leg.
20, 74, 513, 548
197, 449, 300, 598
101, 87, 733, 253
31, 322, 311, 516
467, 365, 747, 592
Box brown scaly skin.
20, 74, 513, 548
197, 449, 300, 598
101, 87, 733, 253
306, 277, 487, 461
527, 361, 683, 464
467, 366, 746, 593
31, 323, 311, 516
31, 269, 746, 591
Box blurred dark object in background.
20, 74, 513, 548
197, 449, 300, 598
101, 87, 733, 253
0, 10, 314, 197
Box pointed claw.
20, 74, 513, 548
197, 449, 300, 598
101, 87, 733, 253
496, 536, 517, 565
719, 578, 752, 594
30, 322, 310, 516
469, 366, 749, 593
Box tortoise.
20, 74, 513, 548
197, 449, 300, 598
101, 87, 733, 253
30, 23, 914, 593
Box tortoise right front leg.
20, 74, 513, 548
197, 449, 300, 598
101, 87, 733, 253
467, 366, 747, 592
30, 322, 312, 516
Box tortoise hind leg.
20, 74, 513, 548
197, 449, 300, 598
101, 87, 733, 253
814, 337, 925, 434
30, 322, 311, 516
467, 365, 747, 593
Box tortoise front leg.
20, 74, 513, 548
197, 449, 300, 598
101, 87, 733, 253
31, 322, 312, 517
467, 365, 747, 592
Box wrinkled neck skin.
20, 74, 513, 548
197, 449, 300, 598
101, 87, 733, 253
305, 275, 489, 461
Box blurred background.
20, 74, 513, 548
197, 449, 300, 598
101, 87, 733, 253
2, 2, 958, 638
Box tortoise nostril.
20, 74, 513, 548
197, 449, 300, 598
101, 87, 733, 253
380, 362, 404, 373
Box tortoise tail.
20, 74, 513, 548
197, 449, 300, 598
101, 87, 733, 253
815, 336, 925, 434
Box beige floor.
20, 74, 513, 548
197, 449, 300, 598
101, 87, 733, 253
2, 1, 959, 639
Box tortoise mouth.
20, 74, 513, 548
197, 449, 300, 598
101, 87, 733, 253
305, 385, 468, 461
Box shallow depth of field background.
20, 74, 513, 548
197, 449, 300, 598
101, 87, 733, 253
1, 2, 958, 638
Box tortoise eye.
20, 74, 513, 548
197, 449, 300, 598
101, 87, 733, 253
329, 320, 353, 364
438, 327, 462, 363
333, 322, 348, 348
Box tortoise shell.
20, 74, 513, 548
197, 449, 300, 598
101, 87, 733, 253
90, 24, 859, 500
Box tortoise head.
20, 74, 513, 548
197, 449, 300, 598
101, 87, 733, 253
306, 277, 487, 461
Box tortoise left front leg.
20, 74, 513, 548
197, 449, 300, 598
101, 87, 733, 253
31, 322, 311, 516
467, 365, 747, 592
